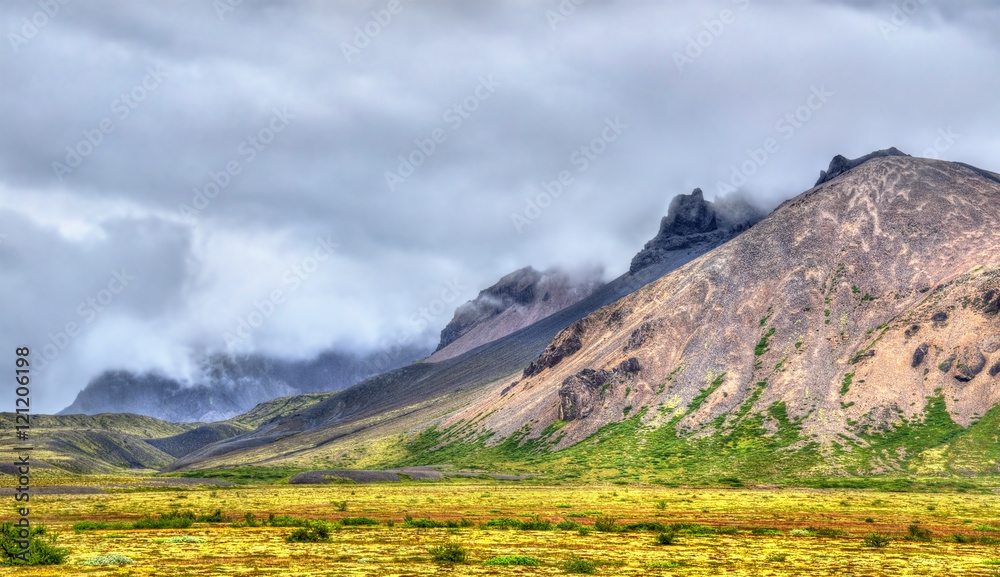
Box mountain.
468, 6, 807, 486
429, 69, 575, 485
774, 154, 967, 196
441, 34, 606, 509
59, 346, 428, 423
629, 188, 764, 274
166, 151, 1000, 483
435, 152, 1000, 478
158, 189, 764, 472
428, 266, 604, 362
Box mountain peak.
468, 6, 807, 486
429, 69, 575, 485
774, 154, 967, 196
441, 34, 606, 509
628, 189, 764, 274
815, 147, 910, 186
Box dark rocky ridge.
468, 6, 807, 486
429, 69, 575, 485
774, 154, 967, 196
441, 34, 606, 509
815, 146, 910, 185
628, 188, 764, 274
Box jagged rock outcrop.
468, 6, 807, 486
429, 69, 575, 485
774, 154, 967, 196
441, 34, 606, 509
815, 146, 909, 185
628, 188, 764, 274
557, 358, 642, 421
429, 267, 603, 362
523, 319, 588, 378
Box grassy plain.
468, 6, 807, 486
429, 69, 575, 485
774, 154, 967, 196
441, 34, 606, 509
3, 474, 1000, 576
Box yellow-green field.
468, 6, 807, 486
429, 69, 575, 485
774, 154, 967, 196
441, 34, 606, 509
4, 476, 1000, 576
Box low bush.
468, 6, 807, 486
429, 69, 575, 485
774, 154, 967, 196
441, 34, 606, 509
483, 555, 539, 566
286, 524, 331, 543
339, 517, 378, 526
563, 556, 596, 574
594, 516, 618, 532
79, 553, 133, 566
863, 533, 891, 548
429, 543, 467, 563
907, 524, 932, 541
0, 523, 70, 566
655, 530, 677, 545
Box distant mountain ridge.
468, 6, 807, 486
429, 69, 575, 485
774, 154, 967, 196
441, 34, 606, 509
59, 346, 427, 422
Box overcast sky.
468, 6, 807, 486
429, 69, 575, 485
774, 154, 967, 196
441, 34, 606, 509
2, 0, 998, 413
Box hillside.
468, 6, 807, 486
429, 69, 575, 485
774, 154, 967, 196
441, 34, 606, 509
166, 153, 1000, 483
433, 154, 1000, 479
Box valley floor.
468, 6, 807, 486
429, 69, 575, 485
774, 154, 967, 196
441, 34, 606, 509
4, 476, 1000, 576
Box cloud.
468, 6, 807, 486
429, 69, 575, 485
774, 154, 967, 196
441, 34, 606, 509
2, 0, 999, 412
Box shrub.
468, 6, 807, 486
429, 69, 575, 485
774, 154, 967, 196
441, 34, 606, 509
483, 517, 552, 531
655, 530, 677, 545
766, 553, 788, 562
952, 533, 977, 544
716, 526, 739, 535
429, 543, 467, 563
556, 520, 581, 530
195, 509, 229, 523
594, 516, 618, 532
975, 525, 1000, 532
655, 499, 667, 510
405, 518, 447, 528
563, 556, 596, 574
340, 517, 378, 526
0, 523, 70, 566
622, 521, 667, 532
484, 555, 539, 566
79, 553, 133, 566
159, 536, 205, 543
907, 524, 932, 541
789, 529, 811, 536
750, 527, 781, 536
577, 526, 591, 536
286, 524, 331, 543
863, 533, 891, 548
334, 500, 348, 512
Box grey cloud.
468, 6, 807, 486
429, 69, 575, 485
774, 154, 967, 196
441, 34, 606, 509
1, 0, 998, 412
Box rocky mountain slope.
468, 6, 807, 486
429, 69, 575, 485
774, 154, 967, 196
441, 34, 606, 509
438, 153, 1000, 477
428, 267, 603, 362
59, 346, 427, 423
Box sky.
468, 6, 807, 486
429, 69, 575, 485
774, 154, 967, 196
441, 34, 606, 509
2, 0, 999, 413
